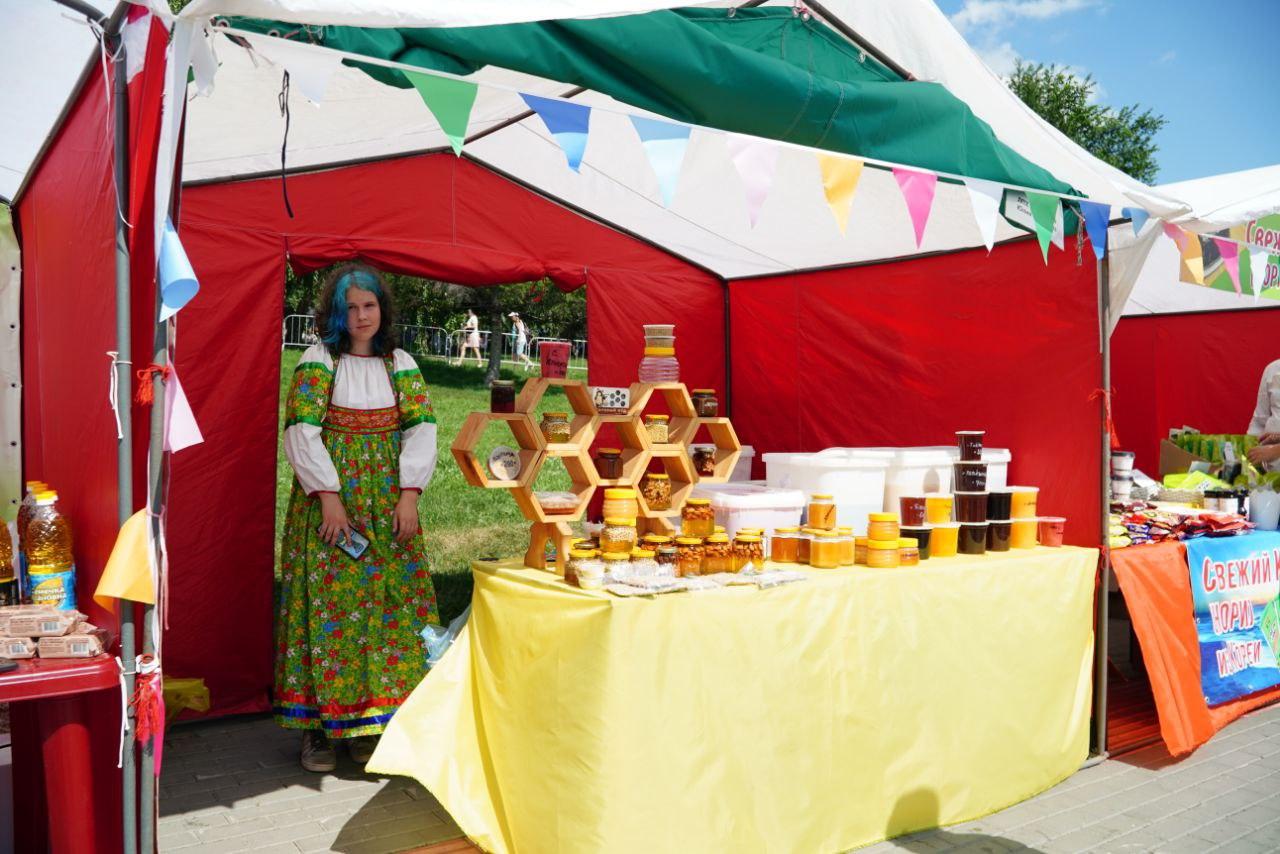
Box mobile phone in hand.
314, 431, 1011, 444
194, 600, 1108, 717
319, 526, 370, 560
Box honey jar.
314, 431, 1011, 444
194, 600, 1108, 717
808, 494, 836, 530
702, 533, 733, 573
681, 498, 715, 537
867, 538, 901, 569
770, 527, 800, 563
732, 535, 764, 571
809, 531, 841, 569
644, 414, 671, 444
601, 517, 637, 555
540, 411, 571, 444
898, 537, 920, 567
675, 537, 704, 576
602, 488, 639, 521
640, 472, 672, 511
836, 527, 856, 566
867, 513, 900, 543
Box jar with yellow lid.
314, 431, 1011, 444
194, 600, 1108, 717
601, 517, 637, 555
640, 471, 672, 511
836, 527, 856, 566
867, 538, 901, 569
630, 548, 660, 576
681, 498, 715, 537
568, 548, 605, 589
675, 537, 704, 577
898, 537, 920, 567
732, 535, 764, 571
771, 527, 801, 563
736, 527, 764, 537
702, 533, 733, 573
540, 411, 571, 444
595, 447, 623, 480
602, 487, 639, 522
642, 533, 672, 547
601, 551, 631, 581
854, 536, 869, 565
655, 544, 679, 576
809, 530, 842, 569
644, 414, 671, 444
808, 494, 836, 530
714, 525, 726, 534
797, 528, 822, 565
867, 513, 900, 543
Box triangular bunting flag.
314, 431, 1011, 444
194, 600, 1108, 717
165, 367, 204, 453
1079, 201, 1111, 261
1250, 248, 1269, 303
965, 178, 1003, 252
892, 168, 938, 248
1162, 221, 1189, 252
726, 135, 780, 228
521, 93, 591, 172
248, 33, 343, 105
158, 218, 199, 323
630, 116, 692, 207
404, 70, 478, 156
121, 5, 151, 83
1212, 237, 1242, 295
1027, 192, 1060, 263
94, 510, 156, 609
817, 154, 864, 235
1178, 234, 1205, 285
1121, 206, 1150, 236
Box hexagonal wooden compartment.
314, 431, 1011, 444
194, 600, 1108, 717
450, 411, 543, 489
631, 382, 696, 448
592, 414, 652, 486
686, 417, 743, 484
516, 377, 597, 451
511, 446, 599, 524
635, 448, 697, 520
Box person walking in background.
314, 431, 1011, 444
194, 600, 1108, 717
455, 309, 483, 367
509, 311, 535, 371
277, 263, 440, 773
1247, 358, 1280, 471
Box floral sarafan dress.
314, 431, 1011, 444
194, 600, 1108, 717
275, 344, 440, 738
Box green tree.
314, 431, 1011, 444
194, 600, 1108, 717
1007, 62, 1167, 184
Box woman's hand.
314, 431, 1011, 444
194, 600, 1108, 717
317, 493, 352, 546
1247, 444, 1280, 466
1260, 432, 1280, 446
393, 490, 420, 544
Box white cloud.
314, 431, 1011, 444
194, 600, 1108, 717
951, 0, 1101, 35
977, 41, 1022, 77
1157, 49, 1177, 64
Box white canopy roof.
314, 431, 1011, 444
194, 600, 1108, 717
8, 0, 1197, 280
1114, 165, 1280, 319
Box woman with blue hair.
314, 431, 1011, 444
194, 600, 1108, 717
276, 262, 440, 772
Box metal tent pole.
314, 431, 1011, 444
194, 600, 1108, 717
1093, 255, 1112, 759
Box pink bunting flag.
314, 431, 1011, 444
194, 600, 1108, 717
1211, 237, 1242, 295
892, 168, 938, 248
725, 135, 779, 228
1162, 222, 1189, 252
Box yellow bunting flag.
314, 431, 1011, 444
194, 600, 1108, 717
1179, 233, 1205, 286
94, 509, 155, 608
818, 154, 864, 235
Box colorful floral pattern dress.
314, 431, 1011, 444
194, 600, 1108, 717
275, 344, 440, 738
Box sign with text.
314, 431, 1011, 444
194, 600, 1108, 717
1187, 532, 1280, 706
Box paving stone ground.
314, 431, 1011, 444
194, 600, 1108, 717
160, 702, 1280, 853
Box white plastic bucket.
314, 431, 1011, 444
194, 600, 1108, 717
729, 445, 755, 482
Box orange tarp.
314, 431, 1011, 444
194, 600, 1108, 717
1111, 541, 1280, 756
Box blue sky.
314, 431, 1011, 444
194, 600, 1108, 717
935, 0, 1279, 184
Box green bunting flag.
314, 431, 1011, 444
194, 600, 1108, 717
404, 70, 478, 156
1027, 192, 1060, 264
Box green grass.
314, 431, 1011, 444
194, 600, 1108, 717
275, 349, 575, 623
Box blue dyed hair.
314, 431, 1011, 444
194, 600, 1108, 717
315, 263, 397, 357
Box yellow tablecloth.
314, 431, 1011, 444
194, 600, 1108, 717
369, 547, 1097, 854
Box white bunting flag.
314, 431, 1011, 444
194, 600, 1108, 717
726, 135, 780, 228
1251, 248, 1269, 304
965, 178, 1003, 252
246, 32, 343, 105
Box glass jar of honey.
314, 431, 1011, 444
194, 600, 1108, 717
770, 527, 800, 563
675, 537, 704, 576
602, 488, 639, 521
691, 389, 718, 417
490, 380, 516, 413
867, 538, 901, 569
540, 411, 571, 444
836, 527, 856, 566
644, 414, 671, 444
898, 537, 920, 567
808, 494, 836, 530
640, 472, 672, 511
867, 513, 900, 543
601, 517, 637, 555
595, 447, 623, 480
702, 533, 733, 573
732, 535, 764, 571
655, 545, 679, 576
797, 528, 821, 565
630, 548, 660, 576
809, 531, 841, 569
681, 498, 715, 537
691, 445, 716, 477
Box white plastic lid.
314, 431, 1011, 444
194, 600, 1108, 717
690, 483, 806, 510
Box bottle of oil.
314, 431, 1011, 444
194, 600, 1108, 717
0, 520, 14, 606
15, 481, 46, 604
25, 490, 76, 610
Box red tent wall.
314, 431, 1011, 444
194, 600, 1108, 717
727, 238, 1103, 547
172, 153, 723, 715
1112, 308, 1280, 474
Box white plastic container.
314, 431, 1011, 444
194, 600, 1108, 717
689, 483, 805, 546
1249, 491, 1280, 531
764, 449, 891, 535
880, 448, 955, 516
729, 445, 755, 482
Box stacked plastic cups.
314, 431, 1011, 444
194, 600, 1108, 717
1110, 450, 1135, 503
637, 324, 679, 383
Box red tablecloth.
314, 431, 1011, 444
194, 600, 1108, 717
1111, 540, 1280, 756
